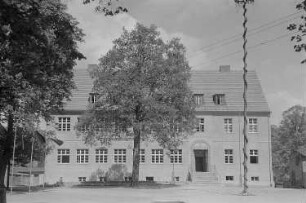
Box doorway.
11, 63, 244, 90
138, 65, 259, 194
194, 149, 208, 172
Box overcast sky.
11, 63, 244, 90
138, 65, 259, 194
65, 0, 306, 125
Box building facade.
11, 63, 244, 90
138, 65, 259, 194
44, 65, 274, 186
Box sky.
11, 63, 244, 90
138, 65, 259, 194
64, 0, 306, 125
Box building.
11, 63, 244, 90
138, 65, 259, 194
44, 65, 274, 186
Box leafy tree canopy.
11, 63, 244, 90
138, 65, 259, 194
272, 105, 306, 183
77, 23, 196, 183
288, 0, 306, 63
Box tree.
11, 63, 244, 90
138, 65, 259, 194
82, 0, 128, 16
288, 0, 306, 63
272, 105, 306, 184
76, 23, 196, 185
0, 1, 85, 202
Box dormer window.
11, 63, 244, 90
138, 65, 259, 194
89, 93, 98, 104
193, 94, 204, 106
213, 94, 225, 105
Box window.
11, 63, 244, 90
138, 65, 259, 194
224, 118, 233, 133
78, 177, 86, 182
77, 117, 89, 133
249, 118, 258, 133
251, 176, 259, 181
226, 176, 234, 181
152, 149, 164, 163
146, 177, 154, 182
57, 149, 70, 163
170, 149, 182, 163
132, 149, 145, 163
114, 149, 126, 163
250, 150, 258, 164
96, 149, 108, 163
77, 149, 89, 163
224, 149, 233, 164
196, 118, 205, 132
213, 94, 225, 105
89, 93, 98, 103
193, 94, 204, 106
140, 149, 145, 163
58, 117, 71, 131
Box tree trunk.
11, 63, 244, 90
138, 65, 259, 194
6, 159, 10, 189
131, 123, 141, 186
0, 113, 14, 203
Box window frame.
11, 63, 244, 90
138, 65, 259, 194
213, 94, 225, 105
151, 149, 164, 164
77, 149, 89, 164
95, 149, 108, 163
250, 149, 259, 164
170, 149, 182, 164
224, 149, 234, 164
57, 149, 70, 164
196, 118, 205, 132
224, 118, 233, 133
58, 117, 71, 131
114, 149, 127, 163
248, 118, 258, 133
193, 94, 204, 106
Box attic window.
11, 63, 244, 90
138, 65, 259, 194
213, 94, 225, 105
89, 93, 98, 103
193, 94, 204, 106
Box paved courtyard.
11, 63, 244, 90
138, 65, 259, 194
7, 184, 306, 203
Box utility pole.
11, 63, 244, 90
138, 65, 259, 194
234, 0, 254, 195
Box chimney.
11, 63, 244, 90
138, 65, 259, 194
219, 65, 230, 72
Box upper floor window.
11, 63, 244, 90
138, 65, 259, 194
58, 117, 71, 131
250, 149, 258, 164
213, 94, 225, 105
152, 149, 164, 164
170, 149, 182, 164
224, 118, 233, 133
193, 94, 204, 106
89, 93, 98, 104
57, 149, 70, 163
196, 118, 205, 132
248, 118, 258, 133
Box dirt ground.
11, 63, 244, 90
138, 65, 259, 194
7, 184, 306, 203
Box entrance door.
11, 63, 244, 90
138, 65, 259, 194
194, 149, 208, 172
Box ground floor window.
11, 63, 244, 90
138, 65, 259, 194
78, 177, 86, 182
57, 149, 70, 163
250, 149, 258, 164
251, 176, 259, 181
170, 149, 182, 163
96, 149, 108, 163
114, 149, 126, 163
152, 149, 164, 163
77, 149, 89, 163
224, 149, 233, 164
226, 176, 234, 181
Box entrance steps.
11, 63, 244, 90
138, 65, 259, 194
192, 172, 219, 184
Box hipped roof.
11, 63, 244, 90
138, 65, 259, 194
63, 68, 270, 114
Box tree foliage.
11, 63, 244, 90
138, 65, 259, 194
0, 0, 85, 202
82, 0, 128, 16
77, 23, 196, 184
272, 105, 306, 183
288, 0, 306, 63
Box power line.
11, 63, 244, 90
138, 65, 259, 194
188, 11, 301, 58
191, 31, 298, 68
